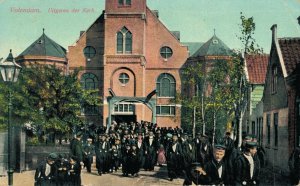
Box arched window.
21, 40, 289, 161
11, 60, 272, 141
156, 73, 176, 97
80, 73, 98, 115
80, 73, 98, 90
117, 27, 132, 54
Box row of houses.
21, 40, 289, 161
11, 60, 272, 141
244, 20, 300, 174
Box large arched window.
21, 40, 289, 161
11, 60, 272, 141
80, 73, 98, 115
80, 73, 98, 90
117, 27, 132, 54
156, 73, 176, 97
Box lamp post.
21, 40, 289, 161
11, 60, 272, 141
0, 49, 22, 186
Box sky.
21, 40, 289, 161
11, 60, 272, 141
0, 0, 299, 59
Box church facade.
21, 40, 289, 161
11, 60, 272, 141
68, 0, 189, 128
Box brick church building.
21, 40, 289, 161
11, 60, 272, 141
68, 0, 189, 128
14, 0, 232, 129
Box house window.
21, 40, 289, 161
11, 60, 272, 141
119, 0, 131, 5
160, 46, 173, 59
156, 73, 176, 97
80, 73, 98, 115
271, 66, 278, 94
83, 46, 96, 59
156, 105, 175, 116
274, 113, 278, 147
119, 73, 129, 84
114, 103, 134, 113
267, 114, 271, 145
117, 27, 132, 54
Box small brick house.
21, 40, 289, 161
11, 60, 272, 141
67, 0, 189, 128
262, 24, 300, 174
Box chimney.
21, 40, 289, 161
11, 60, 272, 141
151, 10, 159, 18
80, 31, 85, 37
270, 24, 277, 42
171, 31, 180, 41
298, 16, 300, 26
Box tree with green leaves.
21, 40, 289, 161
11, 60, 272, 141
0, 64, 100, 143
233, 12, 263, 147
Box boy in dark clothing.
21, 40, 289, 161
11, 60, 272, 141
34, 153, 58, 186
67, 156, 81, 186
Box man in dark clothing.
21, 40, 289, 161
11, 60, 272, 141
234, 141, 260, 186
34, 153, 58, 186
70, 131, 84, 166
127, 142, 140, 177
95, 134, 110, 175
144, 131, 157, 171
56, 154, 69, 186
200, 144, 230, 185
111, 138, 122, 172
182, 134, 196, 185
199, 134, 213, 166
83, 138, 94, 173
136, 133, 146, 169
166, 133, 183, 181
122, 143, 131, 176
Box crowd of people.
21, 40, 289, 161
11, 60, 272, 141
34, 120, 266, 186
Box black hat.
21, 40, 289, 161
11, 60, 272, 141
214, 144, 226, 150
245, 141, 257, 149
47, 153, 58, 161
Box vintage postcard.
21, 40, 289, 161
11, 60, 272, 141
0, 0, 299, 185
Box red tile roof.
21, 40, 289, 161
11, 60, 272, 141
278, 38, 300, 76
245, 54, 269, 84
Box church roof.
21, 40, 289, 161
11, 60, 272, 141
18, 30, 66, 58
192, 34, 232, 57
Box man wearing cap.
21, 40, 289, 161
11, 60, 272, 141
83, 138, 94, 173
34, 153, 58, 186
234, 141, 260, 185
200, 144, 230, 185
70, 131, 84, 166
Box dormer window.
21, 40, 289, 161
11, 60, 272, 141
117, 27, 132, 54
119, 0, 131, 6
212, 39, 219, 44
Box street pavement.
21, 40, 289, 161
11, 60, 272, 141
0, 165, 184, 186
0, 164, 291, 186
